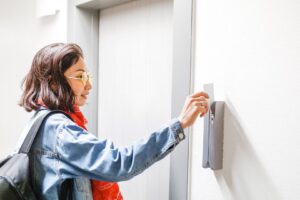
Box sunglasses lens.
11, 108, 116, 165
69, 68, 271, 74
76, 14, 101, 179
81, 72, 92, 86
82, 73, 88, 85
88, 74, 93, 86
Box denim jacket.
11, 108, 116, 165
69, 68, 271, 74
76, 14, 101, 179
15, 109, 185, 200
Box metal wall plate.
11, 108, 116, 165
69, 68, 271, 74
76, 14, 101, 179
203, 84, 225, 170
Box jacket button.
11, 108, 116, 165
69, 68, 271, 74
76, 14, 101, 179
178, 133, 185, 140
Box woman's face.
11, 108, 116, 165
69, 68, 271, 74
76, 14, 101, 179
64, 57, 92, 107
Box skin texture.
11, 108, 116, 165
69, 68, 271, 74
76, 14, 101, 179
64, 57, 209, 129
178, 92, 209, 129
64, 57, 92, 106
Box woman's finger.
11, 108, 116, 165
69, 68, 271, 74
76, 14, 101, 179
190, 96, 207, 102
187, 97, 209, 109
192, 101, 208, 107
190, 91, 209, 99
200, 107, 209, 117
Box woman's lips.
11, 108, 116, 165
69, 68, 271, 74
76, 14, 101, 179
81, 95, 87, 99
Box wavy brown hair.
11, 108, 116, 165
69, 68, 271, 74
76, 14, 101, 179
19, 43, 84, 112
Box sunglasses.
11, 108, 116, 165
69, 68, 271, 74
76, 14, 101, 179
66, 71, 93, 86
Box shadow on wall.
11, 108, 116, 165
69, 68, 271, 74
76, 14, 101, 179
213, 97, 281, 200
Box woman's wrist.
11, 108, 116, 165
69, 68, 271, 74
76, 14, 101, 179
177, 116, 187, 129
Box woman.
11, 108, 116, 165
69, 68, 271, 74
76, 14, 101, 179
18, 43, 209, 200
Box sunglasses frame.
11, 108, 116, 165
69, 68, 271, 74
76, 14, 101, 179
66, 71, 93, 86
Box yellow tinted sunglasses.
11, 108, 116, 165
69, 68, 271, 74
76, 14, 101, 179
66, 71, 93, 86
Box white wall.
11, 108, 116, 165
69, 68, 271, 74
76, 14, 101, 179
0, 0, 67, 158
191, 0, 300, 199
97, 0, 173, 199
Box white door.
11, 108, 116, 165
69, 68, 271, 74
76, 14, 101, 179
97, 0, 173, 199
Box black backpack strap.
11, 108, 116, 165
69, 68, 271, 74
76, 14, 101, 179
18, 110, 72, 154
60, 179, 73, 199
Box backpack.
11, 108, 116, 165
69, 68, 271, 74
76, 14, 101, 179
0, 110, 71, 200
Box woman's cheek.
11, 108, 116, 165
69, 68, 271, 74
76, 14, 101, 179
71, 83, 84, 96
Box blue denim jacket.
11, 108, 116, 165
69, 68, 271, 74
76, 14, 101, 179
15, 109, 185, 200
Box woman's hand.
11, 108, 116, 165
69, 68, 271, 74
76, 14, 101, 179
178, 91, 209, 129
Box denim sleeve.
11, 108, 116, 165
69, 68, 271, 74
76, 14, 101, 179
55, 115, 185, 182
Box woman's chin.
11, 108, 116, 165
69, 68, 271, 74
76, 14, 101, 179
75, 95, 88, 107
75, 100, 86, 107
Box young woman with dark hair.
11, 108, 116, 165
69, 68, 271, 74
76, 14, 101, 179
17, 43, 209, 200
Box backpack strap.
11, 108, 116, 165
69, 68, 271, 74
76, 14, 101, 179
18, 110, 72, 154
